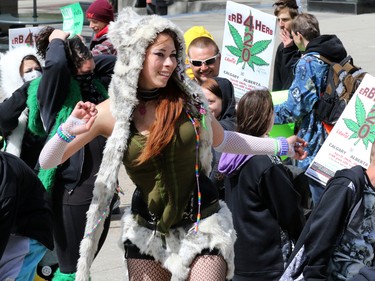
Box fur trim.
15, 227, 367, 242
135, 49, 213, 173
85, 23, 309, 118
121, 201, 236, 280
76, 8, 214, 281
1, 109, 28, 156
0, 46, 44, 101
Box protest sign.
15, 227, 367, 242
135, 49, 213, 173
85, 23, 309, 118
8, 27, 42, 50
305, 74, 375, 185
269, 90, 295, 139
219, 1, 277, 99
60, 3, 84, 37
269, 90, 295, 160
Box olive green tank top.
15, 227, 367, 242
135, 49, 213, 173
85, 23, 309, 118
123, 111, 197, 234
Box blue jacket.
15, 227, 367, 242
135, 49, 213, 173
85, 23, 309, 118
274, 35, 347, 170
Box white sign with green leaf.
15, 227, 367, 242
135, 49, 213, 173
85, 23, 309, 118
306, 74, 375, 185
219, 1, 277, 99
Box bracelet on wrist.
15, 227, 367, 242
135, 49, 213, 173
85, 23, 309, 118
57, 125, 76, 143
277, 137, 289, 156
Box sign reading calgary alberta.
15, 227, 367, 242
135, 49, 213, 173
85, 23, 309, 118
219, 1, 277, 99
306, 74, 375, 185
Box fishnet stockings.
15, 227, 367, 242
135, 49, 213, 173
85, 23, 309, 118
127, 255, 227, 281
127, 259, 171, 281
187, 254, 227, 281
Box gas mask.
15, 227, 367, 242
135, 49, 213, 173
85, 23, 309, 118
22, 70, 42, 82
74, 73, 95, 90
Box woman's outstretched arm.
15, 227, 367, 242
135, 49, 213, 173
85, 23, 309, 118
39, 100, 115, 168
211, 116, 308, 160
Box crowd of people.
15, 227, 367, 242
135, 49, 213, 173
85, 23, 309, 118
0, 0, 374, 281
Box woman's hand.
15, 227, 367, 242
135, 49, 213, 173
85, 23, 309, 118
287, 135, 308, 160
49, 29, 69, 42
62, 101, 98, 136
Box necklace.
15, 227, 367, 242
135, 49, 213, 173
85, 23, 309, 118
185, 110, 202, 233
137, 88, 160, 101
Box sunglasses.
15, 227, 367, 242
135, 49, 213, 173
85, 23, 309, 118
189, 53, 220, 67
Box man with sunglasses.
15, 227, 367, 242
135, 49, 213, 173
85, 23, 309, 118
272, 0, 301, 91
187, 36, 221, 85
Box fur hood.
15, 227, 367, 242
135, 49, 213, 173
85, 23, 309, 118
0, 46, 43, 101
0, 46, 43, 157
76, 8, 213, 280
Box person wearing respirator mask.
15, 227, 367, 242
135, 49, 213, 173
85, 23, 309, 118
0, 47, 46, 168
20, 55, 43, 82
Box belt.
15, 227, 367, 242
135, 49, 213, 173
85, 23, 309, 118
134, 200, 220, 233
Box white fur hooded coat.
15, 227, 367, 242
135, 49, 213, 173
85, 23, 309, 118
0, 46, 43, 156
76, 8, 235, 281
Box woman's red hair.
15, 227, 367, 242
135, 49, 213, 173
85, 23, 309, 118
135, 81, 188, 165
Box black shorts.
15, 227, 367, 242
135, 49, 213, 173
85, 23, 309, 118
124, 240, 220, 260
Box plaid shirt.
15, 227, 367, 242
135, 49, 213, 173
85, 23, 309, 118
90, 30, 117, 56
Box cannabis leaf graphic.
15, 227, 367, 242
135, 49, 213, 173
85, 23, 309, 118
225, 13, 271, 71
343, 96, 375, 149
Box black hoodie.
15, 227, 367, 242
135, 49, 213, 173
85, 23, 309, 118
0, 152, 53, 259
210, 77, 237, 198
304, 34, 347, 63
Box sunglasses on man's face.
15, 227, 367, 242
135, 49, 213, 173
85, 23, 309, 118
189, 53, 220, 67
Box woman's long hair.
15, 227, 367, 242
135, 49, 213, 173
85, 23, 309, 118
35, 26, 55, 60
135, 81, 188, 165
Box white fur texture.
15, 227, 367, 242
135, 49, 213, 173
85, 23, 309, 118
1, 109, 28, 156
121, 201, 236, 280
0, 45, 43, 101
76, 8, 216, 281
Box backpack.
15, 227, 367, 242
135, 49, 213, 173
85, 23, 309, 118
314, 55, 366, 126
